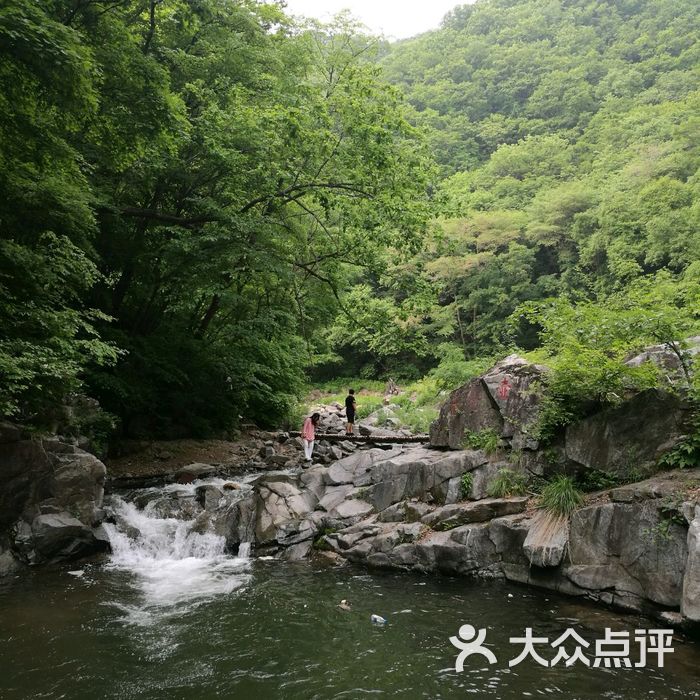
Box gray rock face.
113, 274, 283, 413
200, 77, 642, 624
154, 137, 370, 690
481, 355, 547, 450
429, 354, 546, 450
429, 379, 502, 449
567, 501, 687, 607
682, 506, 700, 621
565, 390, 690, 476
175, 462, 218, 482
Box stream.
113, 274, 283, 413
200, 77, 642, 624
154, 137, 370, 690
1, 477, 700, 699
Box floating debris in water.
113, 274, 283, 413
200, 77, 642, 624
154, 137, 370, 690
370, 614, 387, 625
67, 570, 84, 577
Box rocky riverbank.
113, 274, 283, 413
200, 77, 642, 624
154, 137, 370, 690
2, 342, 699, 630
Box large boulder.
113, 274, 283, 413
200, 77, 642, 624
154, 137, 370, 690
566, 500, 688, 607
0, 427, 108, 572
255, 479, 317, 545
13, 512, 102, 564
429, 379, 501, 449
481, 355, 547, 450
565, 390, 690, 476
624, 336, 700, 380
430, 355, 546, 450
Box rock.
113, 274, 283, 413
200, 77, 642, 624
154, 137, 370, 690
174, 463, 217, 483
682, 505, 700, 621
49, 448, 106, 525
1, 429, 108, 572
0, 548, 21, 576
25, 513, 98, 563
327, 521, 382, 551
195, 485, 224, 511
266, 454, 289, 467
625, 336, 700, 380
276, 518, 317, 547
565, 390, 690, 476
489, 515, 531, 569
325, 448, 404, 486
214, 492, 257, 546
329, 446, 343, 461
522, 512, 569, 567
481, 355, 547, 450
331, 499, 374, 520
430, 379, 502, 449
255, 480, 317, 545
448, 523, 499, 569
567, 501, 687, 607
471, 461, 507, 500
281, 541, 313, 560
378, 502, 406, 522
422, 497, 528, 530
318, 485, 355, 512
405, 500, 433, 522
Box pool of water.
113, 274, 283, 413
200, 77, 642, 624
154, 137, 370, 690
1, 558, 699, 700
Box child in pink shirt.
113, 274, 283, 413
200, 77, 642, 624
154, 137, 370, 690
302, 413, 320, 462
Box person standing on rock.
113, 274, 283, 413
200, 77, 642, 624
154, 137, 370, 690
345, 389, 357, 436
302, 412, 320, 462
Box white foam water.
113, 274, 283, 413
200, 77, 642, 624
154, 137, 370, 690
104, 495, 251, 620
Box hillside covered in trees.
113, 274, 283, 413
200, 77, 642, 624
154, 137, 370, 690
1, 0, 699, 442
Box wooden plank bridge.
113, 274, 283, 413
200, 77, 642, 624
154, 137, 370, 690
289, 431, 430, 444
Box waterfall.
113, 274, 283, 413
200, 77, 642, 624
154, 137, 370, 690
103, 488, 253, 619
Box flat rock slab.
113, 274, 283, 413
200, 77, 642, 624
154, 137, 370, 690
175, 463, 217, 483
331, 499, 374, 520
421, 497, 528, 530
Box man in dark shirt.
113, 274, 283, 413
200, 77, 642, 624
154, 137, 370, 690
344, 389, 357, 436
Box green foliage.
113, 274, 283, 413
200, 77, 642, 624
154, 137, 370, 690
394, 404, 438, 434
516, 271, 700, 439
429, 346, 495, 390
659, 415, 700, 469
0, 2, 433, 436
487, 468, 528, 498
538, 476, 585, 517
460, 472, 474, 500
463, 429, 501, 454
332, 0, 700, 379
576, 469, 622, 493
4, 0, 700, 444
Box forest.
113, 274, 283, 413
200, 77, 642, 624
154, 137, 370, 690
1, 0, 698, 443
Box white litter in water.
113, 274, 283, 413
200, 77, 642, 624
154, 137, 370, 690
67, 570, 84, 577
